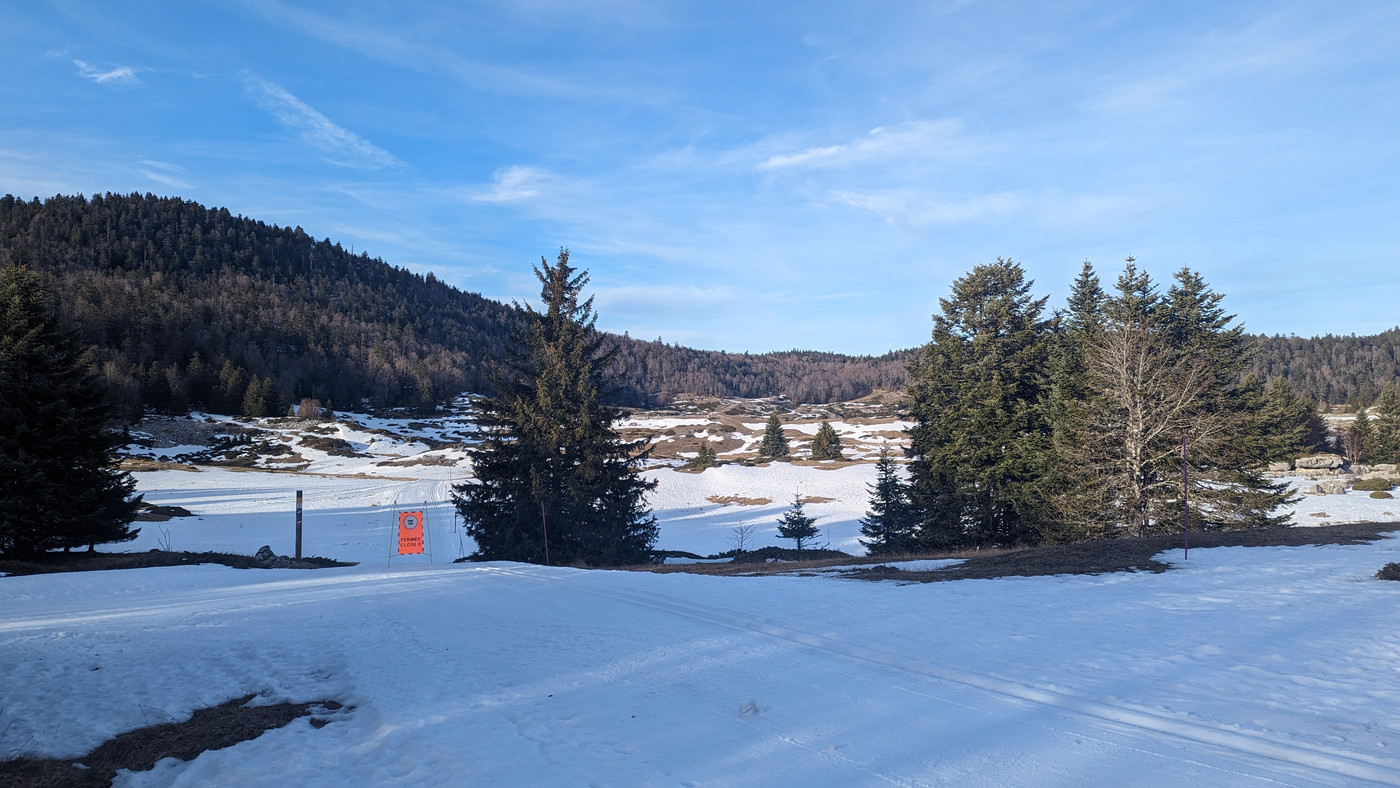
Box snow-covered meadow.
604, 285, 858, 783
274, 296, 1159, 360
4, 519, 1400, 785
4, 406, 1400, 785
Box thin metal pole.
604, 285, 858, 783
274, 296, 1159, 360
425, 501, 433, 566
540, 500, 550, 567
295, 490, 303, 560
1182, 435, 1189, 560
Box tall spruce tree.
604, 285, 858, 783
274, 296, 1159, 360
1350, 406, 1375, 463
776, 494, 819, 555
906, 259, 1052, 550
0, 264, 140, 557
859, 448, 917, 555
1056, 262, 1294, 537
1042, 261, 1107, 542
758, 413, 790, 459
451, 250, 657, 566
1371, 384, 1400, 463
809, 420, 843, 460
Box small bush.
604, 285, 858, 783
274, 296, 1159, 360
1352, 477, 1394, 492
1370, 490, 1393, 499
1378, 562, 1400, 581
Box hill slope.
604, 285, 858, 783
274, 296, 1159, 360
0, 193, 909, 416
3, 193, 1393, 417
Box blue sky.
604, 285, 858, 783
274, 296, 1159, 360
4, 2, 1399, 354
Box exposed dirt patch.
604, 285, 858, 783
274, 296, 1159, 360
0, 694, 348, 787
706, 495, 773, 507
119, 459, 200, 473
376, 453, 458, 467
642, 523, 1400, 582
132, 503, 195, 522
0, 550, 354, 577
849, 522, 1400, 582
298, 436, 365, 457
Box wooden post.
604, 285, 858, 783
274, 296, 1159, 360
295, 490, 303, 560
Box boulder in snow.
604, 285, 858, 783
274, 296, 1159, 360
1296, 454, 1344, 470
1307, 480, 1348, 495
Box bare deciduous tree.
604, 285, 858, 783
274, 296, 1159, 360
728, 524, 756, 554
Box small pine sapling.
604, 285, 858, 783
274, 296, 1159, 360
776, 493, 819, 556
690, 441, 718, 470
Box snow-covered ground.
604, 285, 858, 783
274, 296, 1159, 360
3, 530, 1400, 784
7, 405, 1400, 784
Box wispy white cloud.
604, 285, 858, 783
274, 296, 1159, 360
74, 59, 138, 85
236, 0, 662, 103
141, 170, 192, 191
1089, 8, 1400, 121
467, 166, 553, 203
134, 160, 192, 191
832, 188, 1150, 230
757, 120, 971, 171
244, 75, 402, 170
832, 189, 1021, 227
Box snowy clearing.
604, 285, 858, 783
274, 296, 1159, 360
3, 536, 1400, 785
8, 403, 1400, 784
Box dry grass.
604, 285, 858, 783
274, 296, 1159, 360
705, 495, 772, 506
376, 454, 459, 467
119, 459, 200, 473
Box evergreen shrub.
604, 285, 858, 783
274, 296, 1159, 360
1369, 491, 1393, 499
1352, 477, 1394, 492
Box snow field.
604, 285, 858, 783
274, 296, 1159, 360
3, 537, 1400, 784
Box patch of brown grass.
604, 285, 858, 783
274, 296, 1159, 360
120, 459, 200, 473
706, 495, 773, 506
377, 454, 458, 467
0, 550, 354, 577
0, 694, 347, 786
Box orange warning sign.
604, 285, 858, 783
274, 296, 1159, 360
398, 511, 425, 555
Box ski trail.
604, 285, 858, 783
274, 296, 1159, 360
571, 576, 1400, 786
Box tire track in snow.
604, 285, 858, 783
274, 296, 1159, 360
566, 575, 1400, 786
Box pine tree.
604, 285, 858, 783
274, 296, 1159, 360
1350, 406, 1375, 463
859, 448, 916, 555
1056, 262, 1295, 537
1041, 261, 1106, 543
0, 264, 141, 557
776, 493, 819, 555
906, 259, 1052, 550
452, 250, 658, 566
689, 441, 718, 470
809, 420, 842, 460
758, 413, 789, 459
1371, 384, 1400, 463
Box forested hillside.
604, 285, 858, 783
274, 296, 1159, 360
1251, 330, 1400, 407
0, 193, 909, 417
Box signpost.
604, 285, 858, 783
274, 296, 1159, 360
295, 490, 303, 560
398, 511, 425, 555
387, 503, 434, 567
